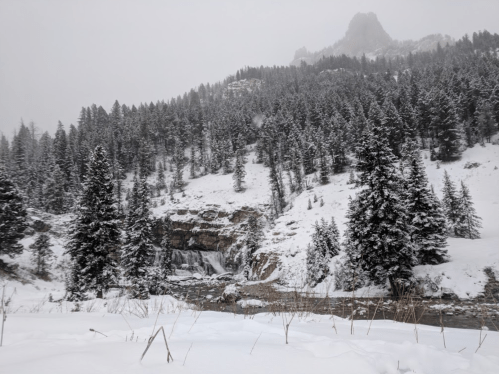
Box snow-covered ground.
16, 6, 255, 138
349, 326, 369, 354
1, 303, 498, 374
1, 143, 499, 373
255, 143, 499, 298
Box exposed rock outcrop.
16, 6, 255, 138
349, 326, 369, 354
291, 12, 454, 66
152, 206, 266, 274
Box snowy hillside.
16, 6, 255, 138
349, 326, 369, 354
128, 141, 499, 299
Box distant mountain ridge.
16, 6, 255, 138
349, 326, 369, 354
291, 12, 454, 66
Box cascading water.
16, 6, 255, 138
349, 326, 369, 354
172, 249, 226, 275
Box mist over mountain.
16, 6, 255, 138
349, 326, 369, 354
291, 12, 454, 66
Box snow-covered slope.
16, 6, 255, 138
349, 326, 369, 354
252, 143, 499, 298
2, 143, 498, 299
2, 308, 499, 374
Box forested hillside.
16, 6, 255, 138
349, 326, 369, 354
1, 30, 499, 295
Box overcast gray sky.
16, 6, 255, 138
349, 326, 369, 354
1, 0, 498, 138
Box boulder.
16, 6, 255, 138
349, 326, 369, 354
217, 284, 241, 303
32, 220, 52, 233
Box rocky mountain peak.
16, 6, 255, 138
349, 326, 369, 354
338, 12, 392, 56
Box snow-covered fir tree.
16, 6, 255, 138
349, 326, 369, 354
148, 214, 174, 296
456, 181, 482, 239
29, 233, 54, 276
173, 138, 184, 191
113, 158, 125, 216
233, 149, 246, 192
245, 215, 261, 278
65, 145, 120, 300
442, 170, 461, 235
0, 167, 27, 260
43, 164, 68, 214
121, 176, 155, 299
406, 152, 448, 264
432, 90, 462, 161
160, 214, 174, 276
156, 162, 166, 190
344, 122, 416, 296
307, 218, 341, 287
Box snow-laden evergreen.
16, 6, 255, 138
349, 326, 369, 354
65, 145, 120, 300
307, 217, 340, 287
0, 167, 27, 259
233, 149, 246, 192
245, 215, 262, 279
442, 170, 460, 235
121, 175, 155, 299
405, 151, 448, 265
345, 121, 417, 296
456, 180, 482, 239
149, 214, 174, 295
29, 233, 54, 276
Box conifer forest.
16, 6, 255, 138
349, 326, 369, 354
1, 5, 499, 373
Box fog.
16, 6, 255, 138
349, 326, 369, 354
1, 0, 498, 137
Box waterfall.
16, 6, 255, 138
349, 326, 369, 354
172, 249, 226, 275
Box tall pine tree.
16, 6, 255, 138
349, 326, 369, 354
345, 125, 416, 296
65, 146, 120, 300
121, 176, 155, 299
0, 167, 27, 260
406, 152, 448, 264
456, 181, 482, 239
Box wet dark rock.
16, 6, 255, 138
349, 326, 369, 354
32, 220, 52, 233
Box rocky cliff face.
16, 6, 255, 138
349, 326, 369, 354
152, 206, 266, 274
291, 12, 454, 66
334, 12, 392, 57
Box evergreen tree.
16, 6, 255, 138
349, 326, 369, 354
307, 218, 340, 287
441, 170, 460, 235
456, 181, 482, 239
173, 139, 184, 191
345, 125, 416, 296
160, 215, 174, 276
289, 139, 303, 193
245, 215, 261, 276
315, 128, 330, 184
242, 248, 251, 280
29, 233, 54, 276
114, 158, 125, 216
43, 165, 67, 214
406, 153, 448, 264
432, 91, 462, 161
233, 149, 246, 192
189, 143, 197, 179
121, 177, 155, 299
53, 121, 73, 190
306, 243, 327, 287
156, 163, 166, 192
65, 146, 120, 300
0, 168, 28, 260
476, 99, 497, 143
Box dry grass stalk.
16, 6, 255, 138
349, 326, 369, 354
1, 284, 5, 347
89, 328, 107, 337
188, 311, 202, 333
140, 326, 173, 363
439, 296, 446, 349
250, 332, 262, 354
367, 297, 382, 336
183, 343, 193, 366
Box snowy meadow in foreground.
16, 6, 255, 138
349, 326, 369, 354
1, 295, 499, 374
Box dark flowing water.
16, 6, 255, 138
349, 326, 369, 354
167, 280, 499, 331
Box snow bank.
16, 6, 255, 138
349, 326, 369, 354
1, 308, 498, 373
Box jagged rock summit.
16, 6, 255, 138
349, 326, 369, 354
291, 12, 454, 65
335, 12, 392, 57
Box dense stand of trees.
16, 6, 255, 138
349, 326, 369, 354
1, 32, 498, 211
0, 30, 495, 297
